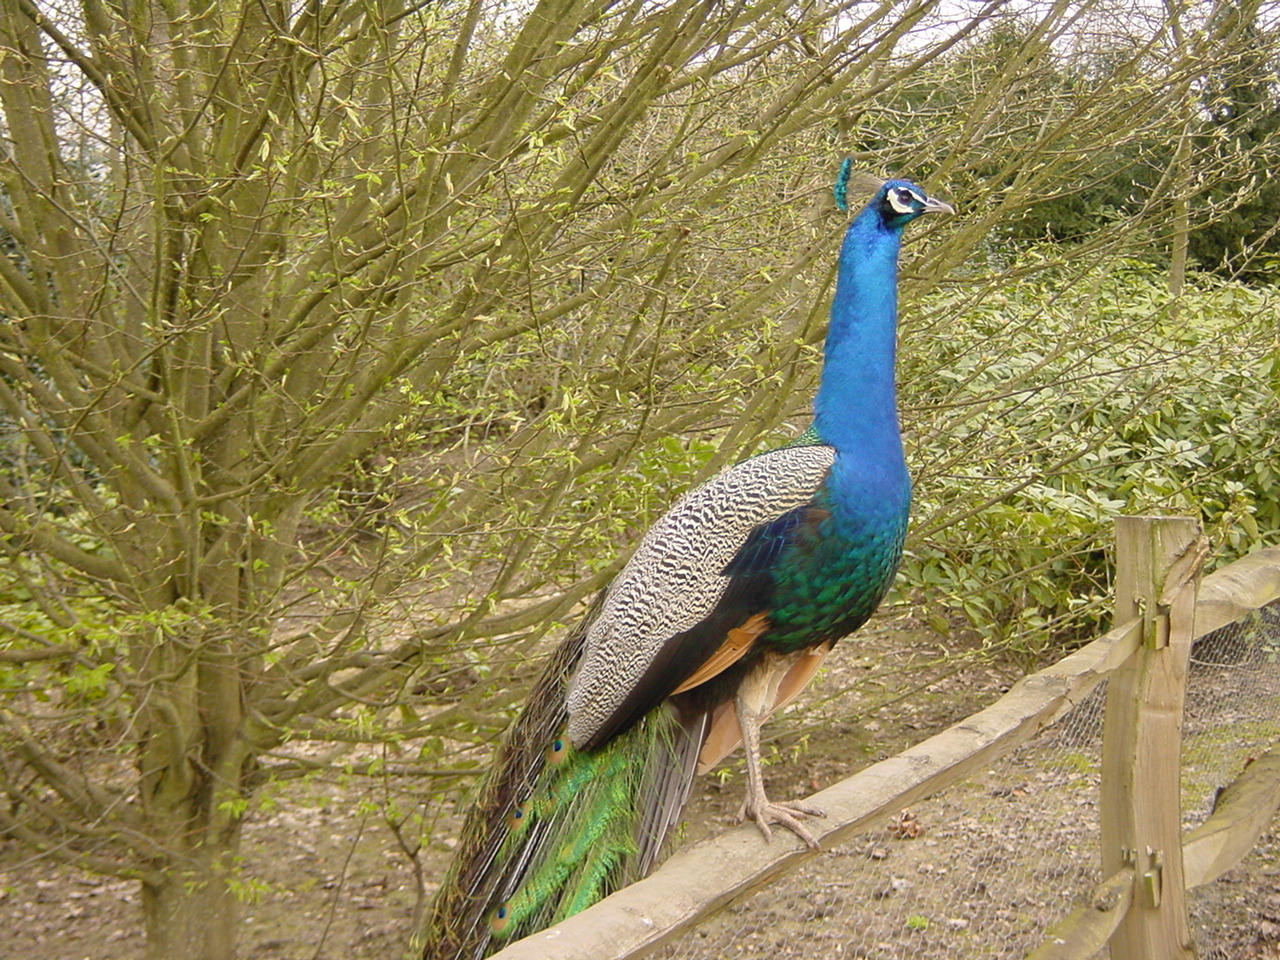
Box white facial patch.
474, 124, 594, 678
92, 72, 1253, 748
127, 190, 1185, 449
887, 188, 922, 215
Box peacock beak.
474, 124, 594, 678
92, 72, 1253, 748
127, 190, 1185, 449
923, 196, 955, 216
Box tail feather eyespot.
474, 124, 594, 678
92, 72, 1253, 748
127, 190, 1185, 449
506, 802, 528, 831
546, 736, 569, 764
489, 902, 512, 935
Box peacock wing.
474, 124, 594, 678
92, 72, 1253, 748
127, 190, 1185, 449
565, 443, 835, 750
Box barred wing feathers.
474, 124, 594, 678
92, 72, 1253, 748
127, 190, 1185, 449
565, 443, 835, 750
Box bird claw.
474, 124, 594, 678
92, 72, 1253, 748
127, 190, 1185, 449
737, 796, 826, 849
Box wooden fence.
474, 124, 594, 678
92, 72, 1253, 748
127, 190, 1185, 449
488, 518, 1280, 960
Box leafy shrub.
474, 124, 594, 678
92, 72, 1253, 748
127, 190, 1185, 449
899, 254, 1279, 660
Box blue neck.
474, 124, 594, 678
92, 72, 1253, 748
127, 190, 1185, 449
813, 205, 905, 459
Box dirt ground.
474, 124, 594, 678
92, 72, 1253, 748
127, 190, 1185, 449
2, 613, 1278, 960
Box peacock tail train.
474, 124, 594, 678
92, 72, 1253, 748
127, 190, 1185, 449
418, 597, 704, 959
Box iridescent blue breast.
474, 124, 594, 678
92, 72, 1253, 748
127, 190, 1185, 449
764, 482, 909, 651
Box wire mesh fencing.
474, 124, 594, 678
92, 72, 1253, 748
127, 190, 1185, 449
650, 600, 1280, 960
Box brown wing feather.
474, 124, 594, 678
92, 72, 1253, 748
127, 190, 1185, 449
669, 612, 770, 695
694, 641, 833, 774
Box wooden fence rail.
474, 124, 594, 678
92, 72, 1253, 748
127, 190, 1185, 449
489, 523, 1280, 960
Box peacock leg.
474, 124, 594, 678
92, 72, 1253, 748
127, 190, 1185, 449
734, 652, 825, 848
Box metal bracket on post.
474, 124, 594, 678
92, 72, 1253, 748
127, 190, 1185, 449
1141, 848, 1163, 908
1137, 596, 1167, 650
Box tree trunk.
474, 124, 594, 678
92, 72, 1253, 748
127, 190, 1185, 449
134, 636, 256, 960
141, 830, 245, 960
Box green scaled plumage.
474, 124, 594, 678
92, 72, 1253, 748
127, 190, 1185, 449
418, 598, 693, 959
417, 607, 592, 960
492, 708, 680, 938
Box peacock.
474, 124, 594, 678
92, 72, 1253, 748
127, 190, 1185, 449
420, 164, 953, 960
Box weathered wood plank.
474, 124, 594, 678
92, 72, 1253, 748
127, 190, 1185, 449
1193, 547, 1280, 638
1183, 747, 1280, 889
1100, 516, 1201, 960
1026, 867, 1136, 960
488, 616, 1144, 960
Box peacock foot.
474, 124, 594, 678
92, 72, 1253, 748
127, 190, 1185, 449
737, 793, 826, 848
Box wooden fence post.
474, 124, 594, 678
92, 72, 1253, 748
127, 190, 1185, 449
1100, 516, 1205, 960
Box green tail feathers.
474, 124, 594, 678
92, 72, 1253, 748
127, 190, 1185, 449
489, 711, 678, 941
418, 604, 697, 960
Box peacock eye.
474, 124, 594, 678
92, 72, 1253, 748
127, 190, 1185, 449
886, 188, 919, 215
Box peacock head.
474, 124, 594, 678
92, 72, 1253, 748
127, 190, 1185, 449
834, 159, 954, 230
873, 179, 955, 229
